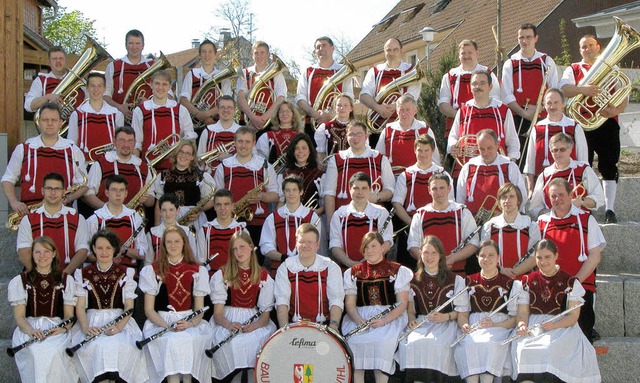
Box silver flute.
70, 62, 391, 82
501, 302, 584, 345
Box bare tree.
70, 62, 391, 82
215, 0, 254, 43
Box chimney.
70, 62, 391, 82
191, 39, 200, 49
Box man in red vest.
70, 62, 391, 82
560, 34, 627, 224
24, 46, 72, 113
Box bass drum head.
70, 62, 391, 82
255, 321, 353, 382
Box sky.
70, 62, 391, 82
57, 0, 397, 71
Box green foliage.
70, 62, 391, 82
631, 76, 640, 103
43, 7, 97, 55
418, 44, 458, 158
554, 19, 573, 66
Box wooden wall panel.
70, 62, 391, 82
1, 0, 24, 151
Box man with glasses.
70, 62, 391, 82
196, 95, 241, 172
275, 223, 344, 330
529, 132, 603, 218
323, 121, 394, 223
17, 172, 89, 274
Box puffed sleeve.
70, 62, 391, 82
209, 270, 228, 305
138, 265, 160, 295
73, 269, 88, 298
567, 279, 586, 303
63, 274, 77, 306
394, 265, 413, 294
454, 275, 470, 312
122, 268, 138, 302
326, 261, 345, 310
274, 262, 291, 307
343, 268, 356, 296
257, 274, 275, 313
507, 281, 524, 316
193, 266, 211, 297
7, 275, 27, 306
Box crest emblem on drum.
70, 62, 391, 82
293, 364, 313, 383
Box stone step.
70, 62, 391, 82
599, 222, 640, 274
595, 274, 640, 337
595, 337, 640, 383
592, 177, 640, 223
0, 339, 20, 382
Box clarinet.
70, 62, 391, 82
344, 302, 400, 340
205, 309, 264, 357
398, 287, 469, 342
136, 306, 210, 350
380, 207, 396, 235
501, 302, 584, 345
512, 240, 540, 269
203, 253, 220, 267
65, 309, 133, 357
450, 225, 482, 254
450, 292, 521, 347
7, 316, 76, 357
116, 218, 148, 263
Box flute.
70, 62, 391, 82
450, 292, 520, 347
501, 302, 584, 345
398, 287, 469, 342
344, 302, 400, 340
66, 309, 133, 356
205, 309, 264, 357
7, 316, 76, 357
136, 306, 210, 350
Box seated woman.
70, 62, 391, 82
209, 231, 276, 382
139, 225, 212, 383
510, 239, 601, 383
71, 229, 148, 383
341, 232, 410, 383
8, 236, 78, 383
396, 235, 467, 382
454, 240, 519, 383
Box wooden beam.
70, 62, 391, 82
1, 0, 24, 152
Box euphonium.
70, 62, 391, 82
198, 141, 235, 166
311, 58, 358, 128
566, 17, 640, 131
144, 133, 182, 168
191, 57, 241, 130
233, 177, 270, 222
365, 64, 427, 133
122, 51, 173, 121
34, 36, 112, 136
6, 170, 88, 231
246, 54, 289, 129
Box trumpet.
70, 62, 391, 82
273, 151, 288, 175
233, 177, 270, 222
144, 133, 182, 168
371, 175, 383, 194
198, 142, 235, 166
6, 170, 88, 231
501, 303, 584, 345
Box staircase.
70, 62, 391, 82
0, 178, 638, 382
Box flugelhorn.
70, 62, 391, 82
34, 36, 112, 136
123, 52, 173, 123
144, 133, 182, 168
247, 54, 289, 129
566, 17, 640, 131
191, 57, 241, 130
311, 57, 358, 128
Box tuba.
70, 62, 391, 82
246, 54, 289, 129
365, 64, 427, 134
191, 57, 241, 130
566, 17, 640, 131
311, 58, 358, 128
34, 36, 112, 136
122, 51, 173, 122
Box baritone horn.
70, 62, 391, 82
144, 133, 182, 168
191, 57, 241, 130
566, 16, 640, 131
34, 35, 112, 135
311, 57, 358, 128
123, 51, 173, 122
247, 53, 289, 129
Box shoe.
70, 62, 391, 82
605, 210, 617, 224
592, 328, 601, 342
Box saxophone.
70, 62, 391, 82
191, 57, 241, 130
6, 170, 88, 231
233, 177, 270, 222
125, 166, 157, 218
177, 184, 217, 226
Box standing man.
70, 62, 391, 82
323, 122, 394, 223
438, 39, 500, 138
24, 46, 80, 113
538, 177, 605, 342
196, 95, 241, 172
560, 34, 627, 224
104, 29, 154, 122
275, 223, 344, 330
329, 172, 392, 269
375, 94, 440, 173
501, 23, 558, 153
296, 36, 355, 139
2, 103, 86, 212
360, 38, 422, 145
67, 72, 125, 161
236, 41, 287, 130
17, 172, 89, 274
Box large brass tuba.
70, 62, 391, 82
191, 57, 241, 130
246, 54, 289, 129
365, 64, 427, 133
34, 36, 112, 135
566, 17, 640, 131
311, 58, 358, 128
122, 51, 173, 122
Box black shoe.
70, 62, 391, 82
605, 210, 617, 224
592, 328, 601, 342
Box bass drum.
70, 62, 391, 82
255, 321, 353, 382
